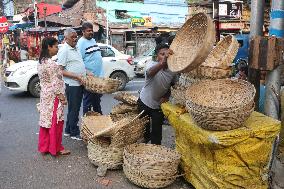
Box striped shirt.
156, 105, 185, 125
77, 37, 103, 77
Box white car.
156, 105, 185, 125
134, 47, 154, 76
3, 44, 135, 97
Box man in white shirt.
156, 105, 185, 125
57, 28, 86, 141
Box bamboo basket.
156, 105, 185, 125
80, 115, 116, 144
87, 113, 149, 175
111, 103, 138, 115
123, 143, 181, 189
186, 79, 256, 131
188, 35, 239, 79
82, 75, 121, 94
202, 35, 239, 69
110, 115, 149, 148
114, 92, 138, 105
87, 139, 123, 170
167, 13, 215, 73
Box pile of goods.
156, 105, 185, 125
111, 92, 139, 122
167, 13, 255, 132
80, 92, 181, 188
81, 75, 121, 94
87, 114, 149, 175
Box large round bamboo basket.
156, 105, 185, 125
202, 35, 239, 69
82, 75, 121, 94
123, 144, 181, 189
167, 13, 215, 73
188, 35, 239, 79
87, 139, 123, 170
186, 79, 256, 131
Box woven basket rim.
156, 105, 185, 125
124, 143, 181, 162
167, 12, 215, 73
186, 79, 256, 109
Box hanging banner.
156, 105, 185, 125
0, 17, 9, 33
131, 16, 153, 28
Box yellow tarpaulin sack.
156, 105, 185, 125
161, 102, 280, 189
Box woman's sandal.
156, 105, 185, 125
58, 149, 71, 155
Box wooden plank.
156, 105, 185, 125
258, 37, 269, 70
266, 36, 276, 71
249, 36, 261, 69
276, 38, 284, 67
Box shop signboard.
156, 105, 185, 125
219, 22, 244, 30
213, 0, 243, 20
131, 17, 153, 28
0, 17, 9, 33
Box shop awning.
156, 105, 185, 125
36, 2, 62, 19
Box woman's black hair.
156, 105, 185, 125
39, 37, 58, 63
154, 43, 169, 55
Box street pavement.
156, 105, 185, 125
0, 77, 193, 189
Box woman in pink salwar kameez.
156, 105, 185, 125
37, 37, 70, 156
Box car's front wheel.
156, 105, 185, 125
110, 71, 128, 91
28, 76, 40, 98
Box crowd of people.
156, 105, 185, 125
37, 22, 104, 156
37, 22, 260, 156
37, 21, 177, 156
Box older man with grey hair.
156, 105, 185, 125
57, 27, 86, 141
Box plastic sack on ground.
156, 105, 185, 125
161, 102, 280, 189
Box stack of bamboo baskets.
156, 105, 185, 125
167, 12, 255, 131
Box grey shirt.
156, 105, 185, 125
139, 61, 177, 109
57, 42, 86, 86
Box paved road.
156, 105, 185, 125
0, 78, 193, 189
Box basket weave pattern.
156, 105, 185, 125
186, 79, 256, 131
80, 115, 115, 142
111, 103, 138, 115
123, 144, 181, 188
170, 84, 187, 106
202, 35, 239, 69
189, 66, 232, 79
168, 13, 215, 73
87, 139, 123, 169
82, 75, 120, 94
114, 92, 138, 105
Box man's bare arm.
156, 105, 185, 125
59, 65, 82, 82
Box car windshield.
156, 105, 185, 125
143, 48, 154, 56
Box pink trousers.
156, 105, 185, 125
38, 97, 64, 156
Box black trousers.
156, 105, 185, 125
83, 89, 102, 115
137, 98, 164, 145
65, 84, 83, 136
